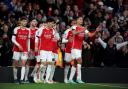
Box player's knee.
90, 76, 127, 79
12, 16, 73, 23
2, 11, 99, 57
13, 60, 19, 67
47, 61, 54, 65
21, 60, 27, 66
76, 58, 82, 64
41, 62, 47, 66
71, 60, 77, 67
36, 62, 40, 66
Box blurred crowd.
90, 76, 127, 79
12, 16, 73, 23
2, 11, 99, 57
0, 0, 128, 67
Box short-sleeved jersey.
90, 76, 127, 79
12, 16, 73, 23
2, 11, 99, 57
12, 27, 29, 52
72, 26, 85, 50
36, 27, 55, 51
30, 28, 38, 50
64, 29, 74, 53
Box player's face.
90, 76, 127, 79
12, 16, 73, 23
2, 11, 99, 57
31, 20, 38, 27
39, 23, 47, 28
71, 20, 76, 26
21, 20, 28, 27
47, 22, 54, 28
77, 17, 83, 25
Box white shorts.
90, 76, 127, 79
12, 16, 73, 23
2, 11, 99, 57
35, 55, 40, 62
71, 49, 82, 59
40, 50, 53, 62
53, 53, 58, 61
64, 53, 72, 63
28, 51, 35, 60
12, 51, 28, 60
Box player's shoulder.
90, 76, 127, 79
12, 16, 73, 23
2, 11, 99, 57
25, 27, 30, 30
64, 28, 71, 34
35, 27, 39, 30
71, 25, 77, 30
76, 26, 85, 30
14, 26, 20, 30
38, 26, 45, 31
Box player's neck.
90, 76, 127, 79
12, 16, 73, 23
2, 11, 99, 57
46, 26, 51, 30
20, 26, 26, 29
76, 24, 81, 27
30, 26, 36, 30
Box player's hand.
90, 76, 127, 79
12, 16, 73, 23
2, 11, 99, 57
96, 27, 101, 32
96, 24, 102, 32
18, 45, 23, 51
68, 37, 73, 42
83, 27, 87, 32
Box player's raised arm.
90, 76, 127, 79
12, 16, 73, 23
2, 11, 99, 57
88, 24, 102, 37
35, 27, 43, 51
62, 29, 70, 43
53, 24, 60, 40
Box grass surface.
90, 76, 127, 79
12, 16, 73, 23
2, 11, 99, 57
0, 83, 128, 89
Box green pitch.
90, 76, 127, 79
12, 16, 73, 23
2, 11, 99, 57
0, 83, 128, 89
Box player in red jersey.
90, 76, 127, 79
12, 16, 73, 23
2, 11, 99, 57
35, 18, 55, 83
31, 22, 47, 83
12, 17, 30, 84
49, 24, 60, 83
68, 16, 101, 83
62, 20, 77, 83
24, 19, 38, 83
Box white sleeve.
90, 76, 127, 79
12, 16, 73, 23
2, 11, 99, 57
71, 25, 77, 30
64, 29, 70, 38
98, 37, 107, 49
62, 37, 68, 43
85, 29, 89, 34
27, 28, 30, 51
62, 29, 70, 43
116, 41, 128, 50
11, 27, 20, 47
35, 27, 43, 43
55, 32, 60, 40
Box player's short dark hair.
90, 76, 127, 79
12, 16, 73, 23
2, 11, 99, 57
20, 16, 28, 21
47, 17, 55, 23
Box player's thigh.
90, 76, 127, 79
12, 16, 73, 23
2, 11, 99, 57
71, 49, 81, 59
28, 51, 35, 60
21, 52, 28, 60
35, 55, 41, 63
64, 53, 72, 63
40, 50, 47, 62
47, 51, 53, 62
53, 53, 58, 61
12, 51, 21, 60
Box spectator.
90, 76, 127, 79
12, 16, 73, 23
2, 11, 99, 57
0, 24, 13, 66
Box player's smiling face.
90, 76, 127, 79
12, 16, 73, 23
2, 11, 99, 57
31, 20, 38, 27
77, 17, 83, 25
21, 20, 28, 27
47, 22, 54, 29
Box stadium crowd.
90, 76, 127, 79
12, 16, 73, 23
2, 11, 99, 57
0, 0, 128, 68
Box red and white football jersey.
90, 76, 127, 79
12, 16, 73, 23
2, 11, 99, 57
12, 27, 30, 52
36, 27, 55, 51
72, 26, 85, 50
64, 29, 74, 53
